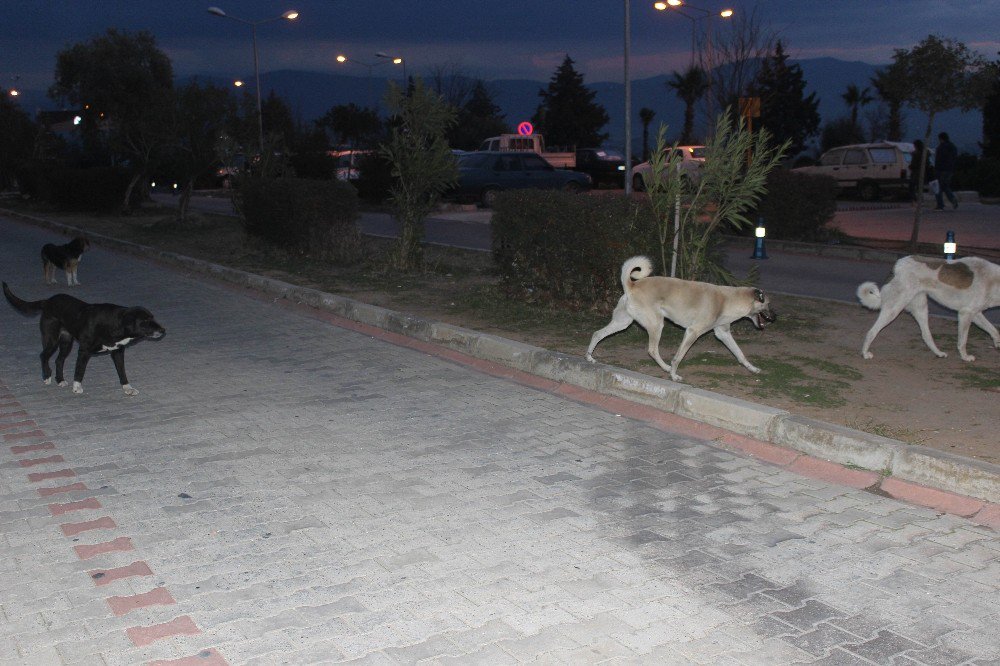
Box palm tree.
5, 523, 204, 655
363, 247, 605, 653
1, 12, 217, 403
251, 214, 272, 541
870, 66, 906, 141
638, 107, 656, 160
842, 83, 874, 131
667, 66, 709, 144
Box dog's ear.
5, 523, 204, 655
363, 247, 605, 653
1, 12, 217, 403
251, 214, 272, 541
754, 288, 766, 303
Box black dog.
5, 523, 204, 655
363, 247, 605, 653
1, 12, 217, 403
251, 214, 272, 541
42, 236, 90, 286
3, 282, 165, 396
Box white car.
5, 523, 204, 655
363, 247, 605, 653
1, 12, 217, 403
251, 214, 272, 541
631, 145, 706, 192
791, 142, 913, 201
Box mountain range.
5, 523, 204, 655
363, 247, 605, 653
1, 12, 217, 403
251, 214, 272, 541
14, 57, 983, 156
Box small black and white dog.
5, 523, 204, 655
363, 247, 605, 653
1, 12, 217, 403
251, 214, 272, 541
42, 236, 90, 286
3, 282, 165, 396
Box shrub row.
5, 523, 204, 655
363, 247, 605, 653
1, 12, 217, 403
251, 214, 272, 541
491, 190, 659, 307
17, 161, 133, 211
238, 176, 362, 264
753, 170, 839, 242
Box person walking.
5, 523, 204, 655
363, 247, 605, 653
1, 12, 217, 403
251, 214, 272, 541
908, 139, 934, 205
934, 131, 959, 210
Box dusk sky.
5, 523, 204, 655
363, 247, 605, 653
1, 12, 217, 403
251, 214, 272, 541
4, 0, 999, 93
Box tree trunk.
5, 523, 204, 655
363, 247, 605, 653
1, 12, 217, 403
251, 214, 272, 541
122, 172, 143, 213
178, 179, 194, 223
909, 112, 936, 251
682, 102, 695, 144
395, 216, 424, 270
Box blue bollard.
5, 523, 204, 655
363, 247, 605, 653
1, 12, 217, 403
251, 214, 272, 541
750, 218, 768, 260
944, 230, 956, 261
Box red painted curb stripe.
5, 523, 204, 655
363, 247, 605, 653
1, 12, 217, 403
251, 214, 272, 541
107, 587, 176, 617
787, 456, 882, 490
61, 517, 117, 537
11, 441, 56, 454
75, 536, 135, 560
89, 561, 153, 586
4, 429, 45, 441
19, 454, 65, 467
880, 477, 986, 517
49, 497, 101, 516
126, 615, 201, 647
38, 482, 88, 497
147, 648, 229, 666
0, 409, 29, 419
0, 419, 36, 432
971, 505, 1000, 529
28, 468, 76, 482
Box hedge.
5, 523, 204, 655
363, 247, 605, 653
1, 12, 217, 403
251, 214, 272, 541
754, 169, 838, 242
17, 161, 133, 212
238, 177, 362, 264
491, 190, 659, 307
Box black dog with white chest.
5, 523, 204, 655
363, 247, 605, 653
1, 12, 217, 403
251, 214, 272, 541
3, 282, 165, 396
42, 236, 90, 286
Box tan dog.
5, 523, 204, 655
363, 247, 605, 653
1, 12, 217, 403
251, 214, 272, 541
586, 256, 776, 381
858, 255, 1000, 361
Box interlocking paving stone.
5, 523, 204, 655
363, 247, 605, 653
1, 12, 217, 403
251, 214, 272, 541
0, 217, 998, 664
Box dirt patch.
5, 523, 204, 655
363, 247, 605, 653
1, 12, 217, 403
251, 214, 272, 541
8, 204, 999, 465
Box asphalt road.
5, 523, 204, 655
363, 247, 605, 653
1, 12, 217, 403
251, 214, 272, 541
2, 215, 999, 664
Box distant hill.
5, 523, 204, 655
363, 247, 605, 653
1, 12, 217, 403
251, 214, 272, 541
13, 57, 982, 156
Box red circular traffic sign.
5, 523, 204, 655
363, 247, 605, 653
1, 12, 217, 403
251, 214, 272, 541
517, 121, 533, 136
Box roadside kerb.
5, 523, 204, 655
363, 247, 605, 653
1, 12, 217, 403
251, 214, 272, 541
4, 209, 999, 509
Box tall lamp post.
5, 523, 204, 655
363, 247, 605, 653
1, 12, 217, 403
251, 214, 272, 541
375, 52, 406, 87
624, 0, 633, 195
336, 55, 385, 110
207, 6, 299, 154
654, 1, 733, 125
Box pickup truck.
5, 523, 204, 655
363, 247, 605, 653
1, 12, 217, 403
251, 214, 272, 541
477, 134, 576, 169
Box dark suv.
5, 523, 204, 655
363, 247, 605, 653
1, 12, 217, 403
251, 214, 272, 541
574, 148, 626, 188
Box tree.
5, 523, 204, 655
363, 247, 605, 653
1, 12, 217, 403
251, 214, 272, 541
449, 80, 508, 151
380, 79, 458, 270
49, 29, 174, 210
0, 90, 37, 190
870, 63, 908, 141
531, 55, 609, 148
318, 103, 382, 150
841, 83, 873, 131
638, 107, 656, 160
892, 35, 992, 248
667, 66, 708, 144
704, 7, 777, 125
982, 59, 1000, 159
754, 41, 820, 156
171, 80, 236, 222
820, 117, 865, 153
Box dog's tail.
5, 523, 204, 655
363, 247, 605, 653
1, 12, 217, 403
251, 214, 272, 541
2, 282, 45, 316
621, 256, 654, 291
857, 281, 882, 310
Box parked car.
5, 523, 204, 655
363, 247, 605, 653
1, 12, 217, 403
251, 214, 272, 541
448, 150, 592, 207
574, 148, 627, 188
329, 150, 372, 182
791, 142, 911, 201
631, 145, 706, 192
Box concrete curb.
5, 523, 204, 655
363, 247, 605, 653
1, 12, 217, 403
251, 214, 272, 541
5, 209, 999, 508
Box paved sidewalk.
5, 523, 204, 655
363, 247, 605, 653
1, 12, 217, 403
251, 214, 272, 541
1, 222, 999, 665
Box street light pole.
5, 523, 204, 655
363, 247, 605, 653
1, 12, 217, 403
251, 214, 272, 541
207, 6, 298, 155
624, 0, 633, 196
375, 52, 406, 88
337, 55, 384, 110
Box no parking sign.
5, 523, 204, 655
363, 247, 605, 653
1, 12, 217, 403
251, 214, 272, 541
517, 121, 533, 136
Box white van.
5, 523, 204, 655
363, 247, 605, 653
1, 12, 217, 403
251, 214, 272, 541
792, 142, 911, 201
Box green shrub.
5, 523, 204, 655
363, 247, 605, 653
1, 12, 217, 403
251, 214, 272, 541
959, 156, 1000, 197
289, 151, 336, 180
17, 162, 132, 211
754, 169, 838, 242
238, 177, 362, 264
354, 152, 393, 203
491, 190, 658, 307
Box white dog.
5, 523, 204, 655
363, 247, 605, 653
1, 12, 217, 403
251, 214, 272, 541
586, 256, 775, 381
857, 255, 1000, 361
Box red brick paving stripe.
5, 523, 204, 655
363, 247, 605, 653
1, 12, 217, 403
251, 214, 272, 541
718, 433, 801, 466
4, 429, 46, 441
880, 477, 986, 517
18, 454, 65, 467
788, 456, 882, 490
106, 587, 176, 617
0, 409, 29, 419
89, 560, 153, 586
126, 615, 201, 647
971, 504, 1000, 529
75, 536, 134, 560
38, 482, 88, 496
11, 441, 56, 454
49, 497, 101, 516
61, 516, 117, 537
0, 419, 36, 432
28, 468, 76, 482
147, 648, 229, 666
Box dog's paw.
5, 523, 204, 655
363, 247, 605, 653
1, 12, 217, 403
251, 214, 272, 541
57, 380, 68, 387
747, 364, 761, 374
43, 377, 52, 385
585, 354, 595, 363
960, 353, 976, 362
670, 372, 683, 382
122, 384, 139, 397
72, 382, 83, 394
862, 351, 874, 360
935, 351, 948, 358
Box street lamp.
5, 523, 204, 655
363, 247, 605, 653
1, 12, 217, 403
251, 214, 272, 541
654, 1, 733, 123
336, 54, 385, 110
207, 6, 298, 154
375, 52, 406, 86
